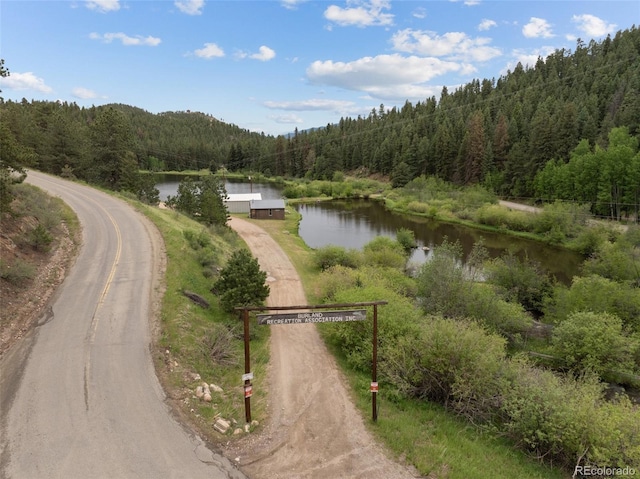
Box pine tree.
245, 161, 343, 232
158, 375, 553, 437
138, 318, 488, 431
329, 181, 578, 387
213, 249, 269, 312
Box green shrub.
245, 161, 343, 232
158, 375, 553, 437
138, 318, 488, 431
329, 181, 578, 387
323, 285, 422, 373
212, 249, 269, 312
499, 361, 640, 470
396, 228, 417, 253
551, 311, 638, 379
196, 247, 218, 268
183, 228, 212, 250
363, 236, 406, 269
485, 253, 554, 314
383, 316, 506, 422
533, 201, 591, 240
569, 225, 610, 256
313, 245, 362, 271
28, 223, 53, 252
544, 275, 640, 331
582, 233, 640, 284
474, 204, 532, 231
407, 201, 429, 214
0, 258, 35, 284
417, 241, 531, 334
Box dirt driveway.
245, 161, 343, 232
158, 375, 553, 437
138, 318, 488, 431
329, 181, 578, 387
226, 217, 417, 479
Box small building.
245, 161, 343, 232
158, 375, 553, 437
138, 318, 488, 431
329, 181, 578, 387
225, 193, 262, 214
250, 199, 286, 220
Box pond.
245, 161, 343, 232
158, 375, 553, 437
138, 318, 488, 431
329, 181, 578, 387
155, 176, 582, 283
294, 200, 582, 284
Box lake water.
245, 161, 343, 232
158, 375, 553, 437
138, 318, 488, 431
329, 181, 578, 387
155, 176, 582, 283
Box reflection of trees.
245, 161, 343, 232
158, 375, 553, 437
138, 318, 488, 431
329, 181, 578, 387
297, 199, 581, 285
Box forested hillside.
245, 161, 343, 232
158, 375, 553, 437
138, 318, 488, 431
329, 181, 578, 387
1, 27, 638, 208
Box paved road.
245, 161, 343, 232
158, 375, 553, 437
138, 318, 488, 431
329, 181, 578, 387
0, 172, 244, 479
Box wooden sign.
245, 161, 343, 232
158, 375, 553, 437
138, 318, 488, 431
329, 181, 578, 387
257, 309, 367, 325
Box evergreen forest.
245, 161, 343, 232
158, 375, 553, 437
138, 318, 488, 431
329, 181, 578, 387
1, 27, 639, 218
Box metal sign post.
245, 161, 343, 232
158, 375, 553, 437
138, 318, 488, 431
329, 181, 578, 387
237, 301, 386, 424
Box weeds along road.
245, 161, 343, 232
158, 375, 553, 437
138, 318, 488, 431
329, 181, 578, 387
227, 217, 415, 479
0, 171, 245, 479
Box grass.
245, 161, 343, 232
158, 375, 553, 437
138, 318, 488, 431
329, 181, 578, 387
134, 203, 271, 437
128, 198, 568, 476
234, 205, 570, 479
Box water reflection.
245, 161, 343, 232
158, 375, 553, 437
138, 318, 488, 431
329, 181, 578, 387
154, 176, 582, 284
154, 174, 283, 201
295, 200, 582, 284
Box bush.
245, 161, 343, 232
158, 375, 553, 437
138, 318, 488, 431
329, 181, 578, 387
198, 324, 238, 366
28, 223, 53, 252
582, 232, 640, 284
544, 275, 640, 332
183, 228, 212, 250
0, 258, 35, 284
499, 361, 640, 470
323, 284, 422, 373
485, 253, 553, 314
532, 201, 591, 240
417, 241, 531, 334
474, 204, 533, 231
569, 225, 610, 256
363, 236, 406, 269
383, 316, 506, 422
313, 245, 362, 271
396, 228, 417, 253
406, 201, 429, 214
551, 311, 637, 378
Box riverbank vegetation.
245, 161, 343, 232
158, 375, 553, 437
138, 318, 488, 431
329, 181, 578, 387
311, 227, 640, 475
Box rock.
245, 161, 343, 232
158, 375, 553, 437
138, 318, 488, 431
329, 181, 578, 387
251, 420, 259, 427
195, 386, 204, 398
213, 418, 230, 434
209, 383, 223, 393
233, 428, 243, 435
203, 393, 212, 402
191, 373, 201, 381
244, 424, 250, 433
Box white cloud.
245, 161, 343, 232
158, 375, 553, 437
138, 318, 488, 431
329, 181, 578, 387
0, 71, 53, 93
391, 29, 501, 62
448, 0, 481, 5
72, 87, 99, 99
174, 0, 204, 15
306, 54, 467, 101
478, 19, 496, 31
324, 0, 394, 27
412, 7, 427, 19
250, 46, 276, 62
268, 113, 304, 124
89, 32, 161, 46
571, 14, 616, 38
281, 0, 306, 10
522, 17, 554, 38
85, 0, 120, 13
193, 43, 225, 59
264, 99, 356, 112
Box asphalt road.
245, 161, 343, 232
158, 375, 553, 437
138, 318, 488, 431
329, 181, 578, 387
0, 171, 245, 479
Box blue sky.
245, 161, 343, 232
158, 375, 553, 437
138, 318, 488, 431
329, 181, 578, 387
1, 1, 638, 136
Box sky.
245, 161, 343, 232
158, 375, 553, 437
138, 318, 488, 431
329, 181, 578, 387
1, 1, 638, 136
